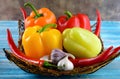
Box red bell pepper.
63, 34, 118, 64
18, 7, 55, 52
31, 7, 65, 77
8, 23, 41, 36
57, 11, 91, 32
70, 46, 120, 67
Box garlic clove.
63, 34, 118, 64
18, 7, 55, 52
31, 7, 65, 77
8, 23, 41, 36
40, 55, 52, 62
51, 49, 67, 64
57, 56, 74, 70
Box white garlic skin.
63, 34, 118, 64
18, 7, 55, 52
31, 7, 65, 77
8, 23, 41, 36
40, 55, 52, 62
57, 56, 74, 70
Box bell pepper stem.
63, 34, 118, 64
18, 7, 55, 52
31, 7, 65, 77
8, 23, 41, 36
64, 11, 73, 19
37, 24, 57, 33
24, 2, 43, 18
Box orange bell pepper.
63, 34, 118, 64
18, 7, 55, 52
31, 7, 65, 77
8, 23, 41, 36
22, 24, 62, 59
24, 2, 56, 29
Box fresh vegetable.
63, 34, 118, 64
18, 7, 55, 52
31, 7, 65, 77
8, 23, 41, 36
70, 46, 113, 67
70, 46, 120, 67
7, 28, 57, 68
24, 2, 56, 29
22, 24, 62, 59
62, 27, 102, 58
51, 49, 66, 64
57, 11, 91, 32
103, 46, 120, 60
51, 49, 75, 64
57, 56, 74, 70
20, 7, 27, 20
94, 10, 101, 36
50, 49, 75, 70
7, 29, 44, 65
57, 10, 102, 37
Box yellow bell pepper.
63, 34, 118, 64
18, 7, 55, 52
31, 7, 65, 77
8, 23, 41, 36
22, 24, 62, 59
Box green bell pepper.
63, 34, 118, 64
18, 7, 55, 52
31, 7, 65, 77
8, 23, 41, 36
62, 27, 102, 58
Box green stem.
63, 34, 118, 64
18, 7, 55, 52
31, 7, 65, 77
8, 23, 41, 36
37, 24, 57, 33
64, 11, 73, 19
43, 61, 57, 68
24, 2, 43, 18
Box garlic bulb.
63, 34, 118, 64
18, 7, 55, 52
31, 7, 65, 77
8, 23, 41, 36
40, 49, 75, 71
57, 56, 74, 70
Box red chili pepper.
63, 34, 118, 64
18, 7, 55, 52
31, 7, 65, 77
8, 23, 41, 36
7, 29, 44, 66
105, 46, 120, 60
94, 10, 101, 36
57, 11, 91, 32
20, 7, 27, 20
70, 46, 114, 67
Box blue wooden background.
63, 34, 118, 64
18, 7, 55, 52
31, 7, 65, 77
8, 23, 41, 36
0, 21, 120, 79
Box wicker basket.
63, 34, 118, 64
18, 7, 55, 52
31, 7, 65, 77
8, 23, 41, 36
3, 20, 120, 76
